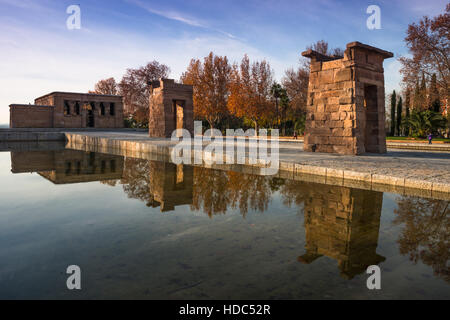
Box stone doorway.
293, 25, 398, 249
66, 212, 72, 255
364, 85, 379, 153
174, 100, 185, 137
86, 102, 95, 128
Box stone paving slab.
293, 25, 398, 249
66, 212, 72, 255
64, 131, 450, 199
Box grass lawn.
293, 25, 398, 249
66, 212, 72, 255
386, 136, 450, 142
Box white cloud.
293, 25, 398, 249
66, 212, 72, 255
125, 0, 236, 39
0, 19, 288, 124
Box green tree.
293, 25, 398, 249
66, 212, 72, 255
413, 80, 421, 110
279, 90, 290, 136
407, 110, 447, 137
404, 88, 411, 136
270, 82, 283, 129
390, 90, 397, 136
429, 73, 441, 112
396, 96, 403, 136
419, 73, 427, 110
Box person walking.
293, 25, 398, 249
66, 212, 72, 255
293, 130, 298, 140
427, 133, 433, 144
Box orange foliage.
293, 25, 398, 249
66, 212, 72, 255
227, 55, 273, 132
181, 52, 231, 128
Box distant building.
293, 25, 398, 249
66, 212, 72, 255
9, 92, 124, 128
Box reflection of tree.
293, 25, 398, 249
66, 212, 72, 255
100, 180, 118, 187
191, 167, 230, 216
279, 180, 309, 214
227, 171, 273, 217
120, 158, 153, 206
191, 167, 277, 217
394, 196, 449, 282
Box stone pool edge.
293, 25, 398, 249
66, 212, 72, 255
64, 132, 450, 201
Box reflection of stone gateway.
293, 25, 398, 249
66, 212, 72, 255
302, 42, 393, 155
298, 184, 385, 279
148, 161, 193, 212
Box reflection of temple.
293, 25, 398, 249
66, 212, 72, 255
148, 162, 193, 212
11, 150, 124, 184
298, 185, 385, 279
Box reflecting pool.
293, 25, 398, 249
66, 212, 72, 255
0, 147, 448, 299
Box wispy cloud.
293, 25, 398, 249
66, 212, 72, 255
128, 0, 203, 27
126, 0, 236, 38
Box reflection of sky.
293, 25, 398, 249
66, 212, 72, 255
0, 0, 448, 123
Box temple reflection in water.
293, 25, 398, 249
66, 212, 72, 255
148, 162, 193, 212
9, 149, 390, 279
298, 185, 385, 279
11, 150, 124, 184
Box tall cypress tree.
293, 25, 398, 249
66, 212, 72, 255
413, 80, 420, 110
396, 96, 403, 136
405, 88, 411, 136
390, 90, 396, 136
429, 73, 441, 112
420, 73, 427, 110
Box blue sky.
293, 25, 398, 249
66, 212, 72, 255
0, 0, 448, 124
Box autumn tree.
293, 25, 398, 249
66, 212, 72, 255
90, 77, 118, 95
282, 65, 309, 116
228, 55, 273, 133
306, 40, 344, 57
181, 52, 231, 129
118, 61, 170, 125
279, 40, 343, 135
394, 196, 449, 283
399, 4, 450, 106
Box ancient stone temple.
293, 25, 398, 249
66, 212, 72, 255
148, 79, 194, 138
10, 92, 124, 129
302, 42, 393, 155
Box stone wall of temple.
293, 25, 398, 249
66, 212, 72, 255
9, 105, 54, 128
10, 92, 124, 129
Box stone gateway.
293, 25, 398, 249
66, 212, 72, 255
302, 42, 393, 155
148, 79, 194, 138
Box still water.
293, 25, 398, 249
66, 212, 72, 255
0, 147, 448, 299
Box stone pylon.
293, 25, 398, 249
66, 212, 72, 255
148, 79, 194, 138
302, 42, 393, 155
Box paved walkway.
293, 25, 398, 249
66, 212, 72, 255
64, 130, 450, 199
